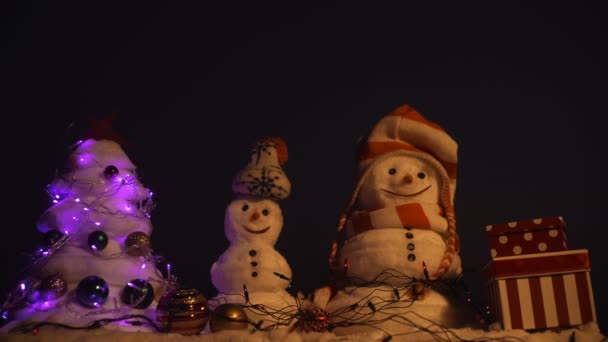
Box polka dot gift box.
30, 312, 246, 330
485, 216, 568, 258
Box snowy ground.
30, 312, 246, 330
1, 323, 605, 342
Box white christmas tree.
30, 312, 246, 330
1, 116, 173, 333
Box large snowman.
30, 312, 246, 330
321, 104, 475, 337
208, 138, 298, 330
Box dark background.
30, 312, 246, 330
10, 2, 606, 333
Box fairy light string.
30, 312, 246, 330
5, 266, 521, 342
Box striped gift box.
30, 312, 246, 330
483, 249, 596, 330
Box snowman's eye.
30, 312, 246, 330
417, 172, 426, 179
262, 209, 269, 216
388, 168, 397, 175
242, 204, 249, 211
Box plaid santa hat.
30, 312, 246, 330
330, 104, 460, 279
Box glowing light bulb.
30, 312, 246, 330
83, 207, 89, 211
94, 222, 101, 226
75, 198, 81, 203
20, 283, 26, 291
141, 263, 146, 269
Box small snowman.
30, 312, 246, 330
321, 105, 476, 337
207, 138, 298, 331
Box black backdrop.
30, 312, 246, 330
10, 2, 606, 333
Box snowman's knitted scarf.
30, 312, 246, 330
344, 203, 448, 240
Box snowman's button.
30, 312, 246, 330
249, 249, 257, 256
251, 261, 258, 267
404, 227, 412, 231
406, 232, 414, 239
408, 254, 416, 261
407, 243, 415, 251
252, 272, 258, 277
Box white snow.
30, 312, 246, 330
0, 322, 604, 341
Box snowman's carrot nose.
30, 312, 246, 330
403, 174, 413, 184
250, 211, 260, 221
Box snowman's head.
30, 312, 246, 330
224, 197, 283, 245
358, 153, 441, 210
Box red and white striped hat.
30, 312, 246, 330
356, 104, 457, 203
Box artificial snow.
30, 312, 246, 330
1, 322, 605, 341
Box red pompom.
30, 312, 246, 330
259, 137, 288, 165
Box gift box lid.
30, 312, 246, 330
485, 216, 566, 236
483, 249, 590, 280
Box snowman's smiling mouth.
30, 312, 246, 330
243, 225, 271, 234
381, 185, 432, 197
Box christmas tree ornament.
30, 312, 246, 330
41, 229, 64, 246
36, 274, 67, 300
209, 303, 249, 333
76, 275, 109, 308
121, 279, 154, 309
88, 230, 109, 251
125, 231, 151, 256
296, 307, 332, 333
103, 165, 119, 179
156, 288, 209, 335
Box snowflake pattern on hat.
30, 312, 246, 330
232, 138, 291, 200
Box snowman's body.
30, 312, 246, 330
211, 243, 292, 293
339, 228, 450, 284
208, 197, 298, 329
326, 154, 469, 336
